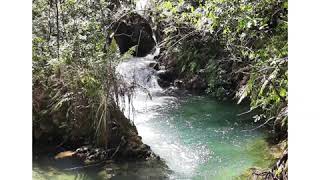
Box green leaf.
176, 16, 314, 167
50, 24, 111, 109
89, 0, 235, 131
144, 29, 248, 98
162, 1, 173, 10
280, 88, 287, 97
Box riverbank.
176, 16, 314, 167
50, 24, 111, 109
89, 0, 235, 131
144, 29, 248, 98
32, 0, 287, 179
33, 95, 278, 179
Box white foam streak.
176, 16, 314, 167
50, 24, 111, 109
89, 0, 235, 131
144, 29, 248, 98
116, 55, 209, 178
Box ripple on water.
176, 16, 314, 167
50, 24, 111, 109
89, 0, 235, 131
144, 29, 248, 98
132, 96, 272, 179
33, 57, 272, 180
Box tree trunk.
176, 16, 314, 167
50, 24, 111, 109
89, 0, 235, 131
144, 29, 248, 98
55, 0, 60, 60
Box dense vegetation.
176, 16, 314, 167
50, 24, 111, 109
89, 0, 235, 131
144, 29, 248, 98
155, 0, 288, 178
151, 0, 288, 178
33, 0, 287, 179
154, 0, 287, 133
32, 0, 138, 148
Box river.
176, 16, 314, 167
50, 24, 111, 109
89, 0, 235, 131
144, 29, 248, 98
33, 55, 273, 180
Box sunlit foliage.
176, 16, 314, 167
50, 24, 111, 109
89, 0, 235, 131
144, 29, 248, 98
156, 0, 287, 133
32, 0, 132, 146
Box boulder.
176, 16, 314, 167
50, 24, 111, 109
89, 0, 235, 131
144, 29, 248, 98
173, 80, 184, 88
185, 75, 207, 93
107, 13, 156, 57
157, 69, 176, 82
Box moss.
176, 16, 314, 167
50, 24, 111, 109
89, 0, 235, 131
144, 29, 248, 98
246, 139, 276, 168
236, 139, 287, 179
235, 168, 255, 180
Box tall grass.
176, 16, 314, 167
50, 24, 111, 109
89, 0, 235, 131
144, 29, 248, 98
32, 0, 135, 147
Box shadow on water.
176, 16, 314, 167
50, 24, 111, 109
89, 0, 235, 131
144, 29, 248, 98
133, 95, 274, 179
33, 47, 273, 180
33, 58, 275, 179
33, 157, 171, 180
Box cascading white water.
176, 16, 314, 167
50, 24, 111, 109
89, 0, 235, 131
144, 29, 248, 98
32, 1, 274, 179
114, 2, 210, 177
116, 50, 211, 178
136, 0, 154, 16
113, 2, 271, 179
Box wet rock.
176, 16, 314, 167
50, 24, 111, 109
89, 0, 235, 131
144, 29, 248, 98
75, 146, 90, 154
156, 70, 173, 88
156, 70, 166, 78
164, 86, 189, 96
157, 78, 171, 88
185, 75, 207, 93
107, 13, 155, 57
159, 65, 166, 70
174, 79, 184, 88
157, 69, 175, 82
74, 146, 110, 164
148, 62, 160, 71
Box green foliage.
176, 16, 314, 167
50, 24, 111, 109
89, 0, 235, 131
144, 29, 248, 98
32, 0, 131, 146
156, 0, 288, 132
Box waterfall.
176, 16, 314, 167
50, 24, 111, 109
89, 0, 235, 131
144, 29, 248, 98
136, 0, 155, 15
115, 2, 205, 178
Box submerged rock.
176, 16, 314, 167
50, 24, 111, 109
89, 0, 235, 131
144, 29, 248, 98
54, 151, 76, 160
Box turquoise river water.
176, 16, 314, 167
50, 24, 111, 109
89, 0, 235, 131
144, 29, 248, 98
33, 96, 273, 180
33, 56, 273, 180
